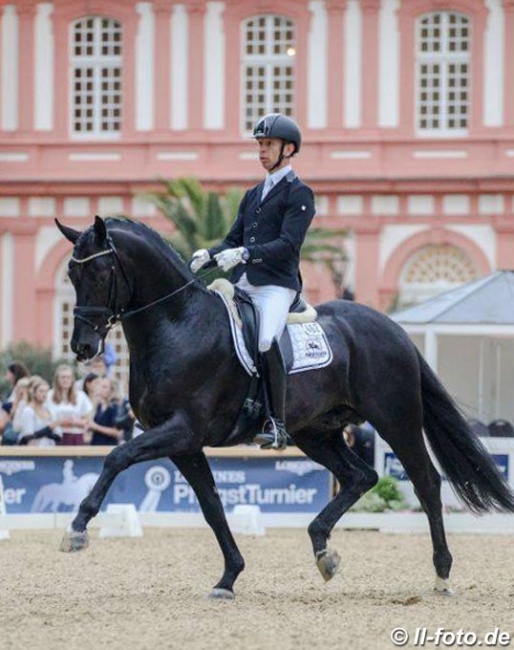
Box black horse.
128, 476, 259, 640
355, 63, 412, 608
56, 216, 514, 599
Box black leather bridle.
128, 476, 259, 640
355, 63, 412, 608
70, 232, 197, 338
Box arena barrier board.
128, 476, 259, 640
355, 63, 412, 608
0, 446, 333, 522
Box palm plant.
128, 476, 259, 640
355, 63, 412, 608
142, 177, 347, 289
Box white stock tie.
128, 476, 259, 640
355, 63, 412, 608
261, 177, 274, 201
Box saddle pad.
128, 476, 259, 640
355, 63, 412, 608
286, 322, 333, 374
215, 291, 333, 377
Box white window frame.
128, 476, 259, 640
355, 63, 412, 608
70, 16, 123, 139
399, 244, 478, 308
415, 12, 471, 137
241, 14, 296, 134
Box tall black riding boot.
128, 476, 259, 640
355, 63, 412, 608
254, 339, 288, 450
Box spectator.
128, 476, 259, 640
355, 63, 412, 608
89, 376, 121, 446
4, 361, 30, 401
115, 396, 136, 442
17, 378, 60, 447
46, 364, 93, 445
343, 423, 375, 467
2, 361, 30, 418
82, 372, 101, 400
1, 377, 31, 445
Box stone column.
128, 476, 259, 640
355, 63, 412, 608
186, 0, 206, 132
326, 0, 347, 130
360, 0, 380, 130
17, 0, 36, 133
154, 0, 173, 133
503, 1, 514, 126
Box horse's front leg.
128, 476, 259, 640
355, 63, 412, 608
59, 412, 199, 552
172, 453, 245, 599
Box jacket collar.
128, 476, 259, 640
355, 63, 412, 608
259, 169, 297, 206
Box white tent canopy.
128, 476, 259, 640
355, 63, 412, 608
391, 271, 514, 426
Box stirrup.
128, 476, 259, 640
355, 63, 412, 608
254, 418, 288, 451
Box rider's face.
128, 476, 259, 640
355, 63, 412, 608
257, 138, 294, 172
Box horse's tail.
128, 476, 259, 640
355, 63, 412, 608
418, 350, 514, 514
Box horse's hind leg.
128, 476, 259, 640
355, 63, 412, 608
377, 418, 453, 595
294, 429, 378, 581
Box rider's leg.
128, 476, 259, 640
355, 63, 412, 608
254, 337, 289, 450
244, 283, 294, 450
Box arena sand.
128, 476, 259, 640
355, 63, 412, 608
1, 528, 513, 650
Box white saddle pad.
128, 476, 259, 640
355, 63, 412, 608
214, 290, 333, 377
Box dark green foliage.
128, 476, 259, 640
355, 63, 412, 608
371, 476, 405, 504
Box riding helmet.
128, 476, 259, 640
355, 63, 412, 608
251, 113, 302, 154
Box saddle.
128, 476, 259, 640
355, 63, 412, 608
208, 278, 317, 372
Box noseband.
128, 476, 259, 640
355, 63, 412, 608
71, 232, 197, 338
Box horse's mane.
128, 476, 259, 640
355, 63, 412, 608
105, 217, 190, 273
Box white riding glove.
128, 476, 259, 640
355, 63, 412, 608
214, 247, 248, 272
190, 249, 211, 273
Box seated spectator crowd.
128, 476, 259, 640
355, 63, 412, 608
0, 357, 136, 446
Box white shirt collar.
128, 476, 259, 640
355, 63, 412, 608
266, 164, 292, 188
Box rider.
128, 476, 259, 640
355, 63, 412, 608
190, 113, 316, 450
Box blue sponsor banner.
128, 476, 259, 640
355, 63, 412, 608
383, 452, 509, 481
0, 455, 331, 515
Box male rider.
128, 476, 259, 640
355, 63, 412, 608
190, 113, 316, 450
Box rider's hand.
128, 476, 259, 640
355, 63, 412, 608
190, 249, 210, 273
214, 247, 248, 272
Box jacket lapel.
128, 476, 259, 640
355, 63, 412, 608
259, 171, 296, 207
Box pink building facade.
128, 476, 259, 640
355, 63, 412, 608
0, 0, 513, 381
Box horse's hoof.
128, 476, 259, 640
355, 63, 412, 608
316, 549, 341, 582
434, 577, 454, 596
209, 588, 235, 600
59, 530, 89, 553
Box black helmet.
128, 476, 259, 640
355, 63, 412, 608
252, 113, 302, 153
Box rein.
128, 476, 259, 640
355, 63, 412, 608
71, 232, 200, 336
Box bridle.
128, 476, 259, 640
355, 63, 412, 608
71, 232, 197, 338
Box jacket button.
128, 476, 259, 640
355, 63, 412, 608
256, 208, 261, 214
250, 237, 255, 243
252, 222, 258, 228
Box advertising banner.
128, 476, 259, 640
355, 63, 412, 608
0, 454, 331, 515
376, 436, 514, 509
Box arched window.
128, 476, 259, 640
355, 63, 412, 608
71, 16, 122, 136
399, 244, 479, 307
55, 261, 130, 393
242, 15, 296, 133
416, 12, 470, 135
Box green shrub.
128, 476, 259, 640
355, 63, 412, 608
351, 476, 409, 512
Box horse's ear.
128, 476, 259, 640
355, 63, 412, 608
55, 219, 81, 244
93, 215, 107, 242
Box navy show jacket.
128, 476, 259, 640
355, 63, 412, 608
209, 170, 316, 292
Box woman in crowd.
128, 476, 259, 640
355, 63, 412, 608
1, 376, 31, 445
89, 376, 121, 446
46, 364, 93, 445
17, 378, 60, 446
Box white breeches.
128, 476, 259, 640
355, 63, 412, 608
237, 275, 296, 352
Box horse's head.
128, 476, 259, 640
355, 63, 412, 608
55, 216, 131, 362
